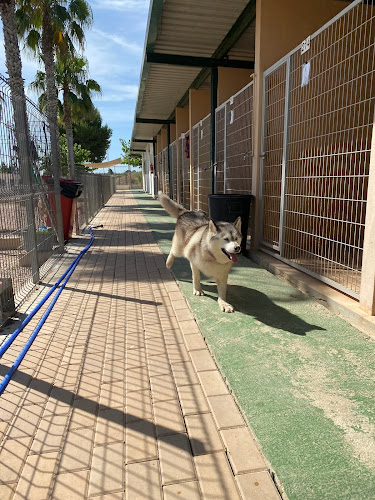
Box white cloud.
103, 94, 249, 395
91, 28, 143, 54
94, 84, 138, 102
90, 0, 149, 11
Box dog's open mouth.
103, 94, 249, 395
222, 249, 239, 263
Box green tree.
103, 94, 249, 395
16, 0, 92, 247
120, 139, 142, 168
16, 0, 93, 176
30, 55, 101, 178
73, 107, 112, 163
59, 134, 92, 176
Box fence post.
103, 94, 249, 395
278, 56, 292, 258
224, 102, 227, 194
360, 118, 375, 315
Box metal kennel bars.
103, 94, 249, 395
179, 132, 190, 209
162, 147, 170, 197
260, 0, 374, 298
170, 140, 178, 201
215, 81, 254, 196
192, 114, 211, 213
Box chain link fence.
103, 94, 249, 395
0, 74, 115, 324
0, 74, 58, 321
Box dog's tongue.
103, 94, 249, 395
230, 253, 239, 263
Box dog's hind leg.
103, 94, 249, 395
166, 251, 175, 268
215, 273, 234, 313
191, 263, 204, 296
166, 234, 181, 268
167, 232, 185, 269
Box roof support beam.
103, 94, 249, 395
133, 139, 154, 143
175, 0, 256, 109
146, 52, 254, 69
136, 118, 175, 124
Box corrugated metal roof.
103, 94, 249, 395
131, 0, 255, 151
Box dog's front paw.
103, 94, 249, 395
193, 289, 205, 296
218, 299, 234, 313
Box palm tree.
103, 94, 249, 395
31, 55, 101, 178
16, 0, 92, 247
1, 0, 31, 180
17, 0, 93, 177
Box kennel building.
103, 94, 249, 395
131, 0, 375, 317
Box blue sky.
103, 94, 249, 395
0, 0, 149, 173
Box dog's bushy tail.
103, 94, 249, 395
158, 191, 186, 218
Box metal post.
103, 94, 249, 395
224, 102, 227, 194
49, 122, 65, 252
197, 124, 200, 209
167, 123, 172, 196
152, 139, 157, 197
152, 140, 157, 174
211, 66, 218, 194
279, 57, 292, 258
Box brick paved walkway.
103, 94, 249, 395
0, 190, 280, 500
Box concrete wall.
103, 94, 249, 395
218, 67, 253, 106
142, 143, 155, 196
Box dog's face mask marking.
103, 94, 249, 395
209, 217, 242, 263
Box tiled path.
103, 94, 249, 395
0, 190, 281, 500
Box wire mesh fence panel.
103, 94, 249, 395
215, 105, 225, 194
261, 0, 373, 298
192, 123, 199, 210
76, 173, 115, 233
261, 62, 288, 249
162, 147, 170, 196
178, 136, 184, 203
181, 133, 190, 209
198, 114, 211, 213
0, 75, 59, 317
225, 83, 253, 194
157, 152, 162, 192
170, 140, 178, 201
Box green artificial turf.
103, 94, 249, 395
135, 190, 375, 500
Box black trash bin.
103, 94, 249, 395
208, 194, 253, 255
59, 179, 84, 199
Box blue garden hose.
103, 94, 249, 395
0, 225, 103, 396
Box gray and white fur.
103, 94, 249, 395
159, 192, 242, 313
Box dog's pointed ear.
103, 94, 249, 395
209, 219, 218, 235
234, 216, 242, 232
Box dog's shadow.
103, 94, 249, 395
198, 282, 325, 336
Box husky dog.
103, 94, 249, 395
159, 192, 242, 313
